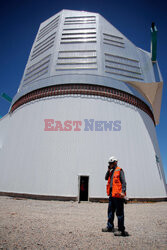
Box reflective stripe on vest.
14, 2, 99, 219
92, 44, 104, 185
106, 166, 122, 197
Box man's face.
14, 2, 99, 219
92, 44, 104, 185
109, 161, 117, 169
109, 162, 114, 169
113, 161, 117, 167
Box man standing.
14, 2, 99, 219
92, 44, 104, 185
102, 156, 129, 236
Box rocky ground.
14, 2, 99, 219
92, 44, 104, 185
0, 196, 166, 249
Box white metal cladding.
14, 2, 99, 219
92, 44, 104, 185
0, 97, 166, 198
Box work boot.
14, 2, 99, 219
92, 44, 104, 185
114, 230, 129, 237
102, 227, 116, 233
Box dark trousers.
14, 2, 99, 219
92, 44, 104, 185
107, 196, 125, 231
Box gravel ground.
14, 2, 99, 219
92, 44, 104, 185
0, 196, 166, 250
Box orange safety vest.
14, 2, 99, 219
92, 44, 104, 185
106, 166, 124, 198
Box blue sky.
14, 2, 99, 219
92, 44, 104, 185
0, 0, 166, 181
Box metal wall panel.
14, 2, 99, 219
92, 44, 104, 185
0, 96, 166, 198
15, 10, 156, 106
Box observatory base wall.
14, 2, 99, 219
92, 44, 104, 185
0, 95, 166, 199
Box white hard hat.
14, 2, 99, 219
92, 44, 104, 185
108, 156, 118, 163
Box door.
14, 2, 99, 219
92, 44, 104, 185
78, 176, 89, 202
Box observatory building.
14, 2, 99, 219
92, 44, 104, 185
0, 10, 166, 201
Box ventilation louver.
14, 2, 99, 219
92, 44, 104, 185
56, 50, 97, 70
105, 53, 143, 80
23, 55, 51, 85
